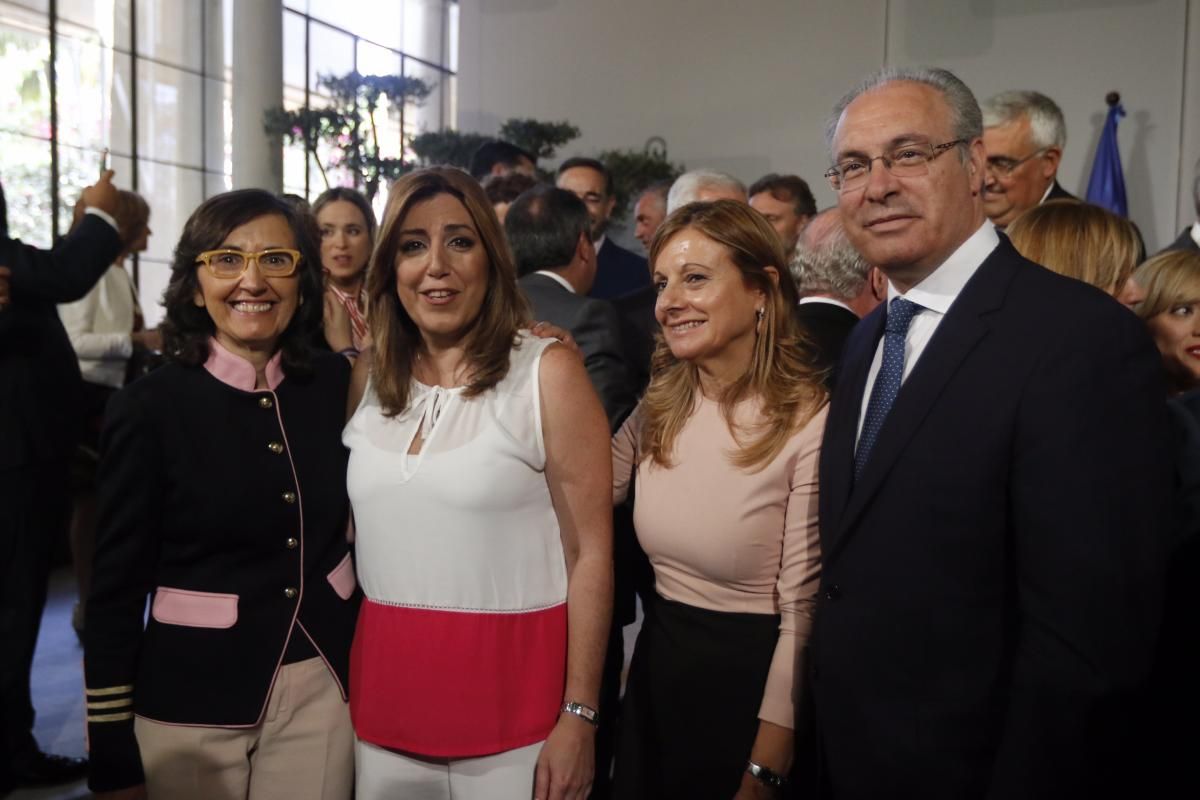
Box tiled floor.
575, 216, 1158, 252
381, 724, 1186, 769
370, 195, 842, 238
10, 568, 89, 800
9, 568, 644, 800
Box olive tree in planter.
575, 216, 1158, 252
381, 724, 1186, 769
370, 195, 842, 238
264, 71, 433, 202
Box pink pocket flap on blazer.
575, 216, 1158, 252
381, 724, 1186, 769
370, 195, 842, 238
327, 553, 356, 601
151, 587, 238, 629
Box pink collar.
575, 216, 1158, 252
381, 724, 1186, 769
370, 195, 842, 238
203, 337, 285, 392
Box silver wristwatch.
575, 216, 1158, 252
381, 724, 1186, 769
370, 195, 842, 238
745, 760, 788, 788
559, 701, 599, 726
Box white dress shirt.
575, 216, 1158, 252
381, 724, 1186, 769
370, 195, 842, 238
1191, 221, 1200, 249
856, 221, 1001, 443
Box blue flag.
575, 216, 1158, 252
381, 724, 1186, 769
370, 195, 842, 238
1085, 103, 1128, 217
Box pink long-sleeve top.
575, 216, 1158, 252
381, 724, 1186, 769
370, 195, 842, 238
613, 396, 826, 729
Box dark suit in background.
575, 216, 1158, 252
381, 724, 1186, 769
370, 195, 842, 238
1158, 226, 1199, 255
0, 214, 121, 784
813, 239, 1170, 799
611, 283, 657, 396
519, 272, 636, 430
1045, 180, 1075, 202
589, 239, 650, 301
793, 300, 858, 389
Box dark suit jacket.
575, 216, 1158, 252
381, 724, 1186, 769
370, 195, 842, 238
1158, 226, 1199, 256
0, 214, 122, 469
611, 283, 657, 396
1045, 180, 1076, 202
519, 272, 636, 431
84, 352, 359, 791
589, 238, 650, 301
793, 300, 859, 389
811, 238, 1170, 799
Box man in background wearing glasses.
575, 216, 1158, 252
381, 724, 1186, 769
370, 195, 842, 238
979, 90, 1072, 229
807, 67, 1169, 799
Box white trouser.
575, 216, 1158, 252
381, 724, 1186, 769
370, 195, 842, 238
355, 739, 544, 800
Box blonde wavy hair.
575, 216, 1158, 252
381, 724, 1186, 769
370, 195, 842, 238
1132, 249, 1200, 320
366, 167, 529, 416
640, 199, 827, 471
1006, 199, 1142, 296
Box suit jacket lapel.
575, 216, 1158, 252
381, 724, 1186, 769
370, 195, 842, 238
826, 241, 1018, 561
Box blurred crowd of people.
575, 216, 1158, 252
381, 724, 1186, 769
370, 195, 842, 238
1, 63, 1198, 800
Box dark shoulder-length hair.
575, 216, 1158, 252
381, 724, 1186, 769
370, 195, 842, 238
160, 189, 323, 376
367, 167, 529, 416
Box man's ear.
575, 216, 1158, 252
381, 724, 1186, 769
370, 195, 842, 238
762, 265, 782, 288
1041, 147, 1063, 179
577, 231, 594, 263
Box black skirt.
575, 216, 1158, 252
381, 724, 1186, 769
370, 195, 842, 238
612, 595, 780, 799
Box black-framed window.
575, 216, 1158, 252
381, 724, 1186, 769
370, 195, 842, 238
0, 0, 457, 326
281, 0, 458, 214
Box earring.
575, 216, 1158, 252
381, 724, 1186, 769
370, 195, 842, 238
755, 307, 765, 334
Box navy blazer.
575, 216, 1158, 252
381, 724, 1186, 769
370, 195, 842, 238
0, 214, 122, 468
811, 238, 1171, 799
83, 349, 360, 792
589, 238, 650, 301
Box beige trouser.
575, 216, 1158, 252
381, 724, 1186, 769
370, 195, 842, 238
355, 739, 544, 800
133, 657, 354, 800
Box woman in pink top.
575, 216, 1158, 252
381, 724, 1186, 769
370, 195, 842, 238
611, 200, 828, 798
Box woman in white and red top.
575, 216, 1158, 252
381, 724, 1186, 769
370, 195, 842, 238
343, 167, 612, 800
314, 188, 375, 356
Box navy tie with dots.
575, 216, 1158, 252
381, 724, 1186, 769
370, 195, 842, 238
854, 297, 922, 481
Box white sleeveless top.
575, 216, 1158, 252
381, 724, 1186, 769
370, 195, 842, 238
342, 331, 568, 757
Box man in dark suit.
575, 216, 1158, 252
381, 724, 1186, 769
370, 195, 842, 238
791, 208, 885, 386
0, 172, 123, 792
811, 67, 1169, 799
556, 157, 650, 300
1159, 160, 1199, 255
506, 184, 638, 799
981, 90, 1075, 229
506, 185, 636, 429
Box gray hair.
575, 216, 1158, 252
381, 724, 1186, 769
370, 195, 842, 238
825, 66, 983, 159
667, 169, 747, 214
791, 226, 871, 300
982, 90, 1067, 150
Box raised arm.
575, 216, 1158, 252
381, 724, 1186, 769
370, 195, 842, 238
5, 172, 122, 304
536, 343, 614, 800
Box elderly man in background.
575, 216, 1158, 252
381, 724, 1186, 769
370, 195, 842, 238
665, 168, 746, 213
749, 173, 817, 261
632, 180, 670, 253
791, 208, 884, 385
811, 66, 1168, 798
980, 90, 1073, 228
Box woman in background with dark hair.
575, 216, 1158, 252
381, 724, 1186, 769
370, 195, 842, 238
83, 189, 359, 800
313, 187, 375, 356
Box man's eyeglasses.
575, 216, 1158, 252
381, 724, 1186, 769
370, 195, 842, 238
984, 148, 1049, 177
195, 249, 302, 279
824, 140, 967, 192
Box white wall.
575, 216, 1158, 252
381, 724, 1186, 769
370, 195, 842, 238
457, 0, 1200, 252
